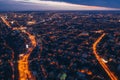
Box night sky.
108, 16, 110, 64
49, 0, 120, 8
0, 0, 120, 11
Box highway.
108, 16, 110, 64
1, 16, 117, 80
1, 16, 37, 80
92, 33, 118, 80
1, 17, 12, 28
17, 30, 37, 80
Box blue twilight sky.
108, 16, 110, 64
0, 0, 120, 11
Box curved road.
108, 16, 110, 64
92, 33, 118, 80
1, 16, 117, 80
1, 16, 37, 80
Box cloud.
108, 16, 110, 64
0, 0, 119, 11
41, 0, 120, 8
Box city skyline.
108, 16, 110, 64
0, 11, 120, 80
0, 1, 120, 80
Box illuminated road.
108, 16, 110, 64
1, 16, 15, 80
1, 17, 11, 28
1, 16, 37, 80
93, 33, 118, 80
4, 43, 15, 80
17, 30, 37, 80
